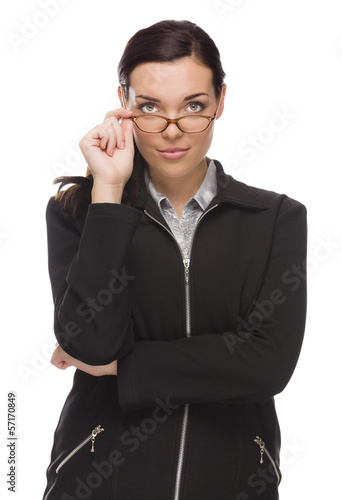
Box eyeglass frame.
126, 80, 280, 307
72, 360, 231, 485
119, 84, 224, 134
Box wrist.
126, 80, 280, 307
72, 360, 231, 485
91, 181, 125, 204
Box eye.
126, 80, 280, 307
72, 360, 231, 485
138, 103, 158, 113
186, 101, 206, 113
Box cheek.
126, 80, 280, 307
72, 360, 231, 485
195, 128, 214, 149
133, 129, 152, 147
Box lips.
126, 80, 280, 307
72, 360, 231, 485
158, 148, 188, 153
157, 147, 189, 160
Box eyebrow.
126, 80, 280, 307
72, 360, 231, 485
135, 92, 209, 102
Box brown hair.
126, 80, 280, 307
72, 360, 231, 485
54, 20, 226, 217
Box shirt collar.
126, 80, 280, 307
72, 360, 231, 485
144, 159, 217, 212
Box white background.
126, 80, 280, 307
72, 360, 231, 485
1, 0, 341, 498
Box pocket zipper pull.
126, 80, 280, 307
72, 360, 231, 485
254, 436, 265, 464
56, 425, 105, 474
90, 425, 104, 453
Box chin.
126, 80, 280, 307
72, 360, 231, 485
150, 155, 207, 179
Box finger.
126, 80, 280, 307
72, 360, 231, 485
61, 360, 72, 369
51, 354, 72, 369
56, 361, 71, 370
104, 108, 133, 121
107, 117, 126, 152
100, 120, 117, 156
94, 124, 111, 151
120, 116, 134, 150
51, 345, 70, 367
101, 115, 134, 153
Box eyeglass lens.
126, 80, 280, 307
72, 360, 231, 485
134, 115, 211, 133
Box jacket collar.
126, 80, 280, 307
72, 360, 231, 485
135, 158, 268, 219
209, 159, 269, 210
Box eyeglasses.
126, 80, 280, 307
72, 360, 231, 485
120, 84, 223, 134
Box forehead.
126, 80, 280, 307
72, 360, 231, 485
128, 57, 214, 100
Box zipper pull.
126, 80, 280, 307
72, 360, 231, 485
254, 436, 265, 464
90, 425, 104, 453
183, 258, 190, 284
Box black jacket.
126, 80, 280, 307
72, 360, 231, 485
43, 159, 307, 500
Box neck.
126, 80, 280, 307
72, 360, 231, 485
148, 157, 208, 216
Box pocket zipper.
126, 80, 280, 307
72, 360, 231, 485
56, 425, 104, 474
254, 436, 281, 485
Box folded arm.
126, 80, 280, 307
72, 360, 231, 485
117, 201, 307, 411
46, 196, 142, 365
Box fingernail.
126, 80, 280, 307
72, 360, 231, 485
109, 149, 114, 156
120, 142, 125, 149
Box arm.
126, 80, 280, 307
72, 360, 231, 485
51, 343, 117, 376
117, 201, 307, 411
46, 196, 142, 365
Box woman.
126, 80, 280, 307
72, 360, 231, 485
43, 20, 307, 500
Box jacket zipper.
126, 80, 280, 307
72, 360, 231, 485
55, 425, 104, 474
254, 436, 281, 485
144, 204, 218, 500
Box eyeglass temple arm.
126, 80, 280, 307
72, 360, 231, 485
213, 86, 224, 118
120, 84, 129, 109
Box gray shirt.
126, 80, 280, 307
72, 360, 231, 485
144, 159, 217, 259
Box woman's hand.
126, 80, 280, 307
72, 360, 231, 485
51, 344, 117, 376
79, 108, 135, 189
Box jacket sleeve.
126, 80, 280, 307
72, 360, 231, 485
117, 200, 307, 412
46, 196, 142, 365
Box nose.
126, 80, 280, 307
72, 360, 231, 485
161, 121, 184, 139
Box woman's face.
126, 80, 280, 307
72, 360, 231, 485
121, 57, 226, 183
